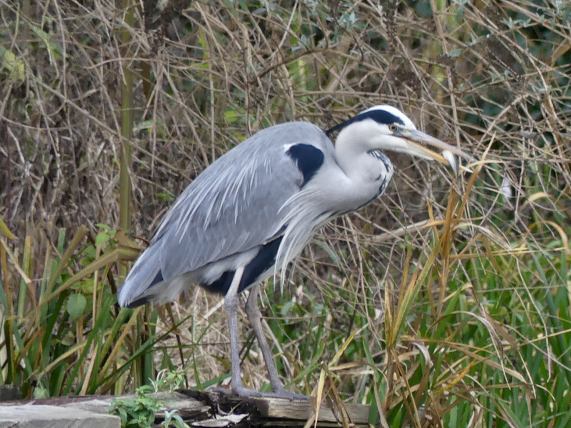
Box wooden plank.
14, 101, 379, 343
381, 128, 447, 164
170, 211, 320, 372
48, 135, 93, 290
0, 404, 121, 428
0, 392, 212, 425
253, 397, 370, 424
0, 392, 211, 419
182, 390, 370, 427
1, 390, 370, 427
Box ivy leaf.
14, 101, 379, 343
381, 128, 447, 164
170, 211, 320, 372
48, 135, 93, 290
0, 47, 25, 82
66, 293, 87, 320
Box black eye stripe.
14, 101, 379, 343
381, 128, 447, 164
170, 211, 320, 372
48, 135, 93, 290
354, 110, 405, 126
326, 109, 405, 136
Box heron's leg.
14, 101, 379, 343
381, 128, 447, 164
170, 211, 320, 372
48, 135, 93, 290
245, 286, 307, 400
224, 267, 260, 397
223, 269, 306, 400
245, 286, 283, 390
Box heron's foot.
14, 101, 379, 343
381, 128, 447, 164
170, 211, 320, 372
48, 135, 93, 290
232, 386, 307, 401
269, 387, 308, 401
231, 385, 265, 398
212, 384, 307, 400
210, 385, 262, 398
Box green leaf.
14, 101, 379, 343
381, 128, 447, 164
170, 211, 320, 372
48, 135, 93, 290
156, 191, 175, 202
32, 385, 50, 399
224, 109, 240, 124
0, 215, 16, 240
0, 47, 26, 82
30, 25, 63, 60
133, 119, 154, 133
95, 231, 111, 248
66, 293, 87, 320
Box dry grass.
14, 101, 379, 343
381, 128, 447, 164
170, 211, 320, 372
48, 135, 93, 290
1, 0, 569, 426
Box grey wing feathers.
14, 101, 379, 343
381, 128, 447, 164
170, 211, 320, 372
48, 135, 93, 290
118, 122, 331, 306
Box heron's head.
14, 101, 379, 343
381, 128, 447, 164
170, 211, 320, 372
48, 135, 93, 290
328, 105, 470, 171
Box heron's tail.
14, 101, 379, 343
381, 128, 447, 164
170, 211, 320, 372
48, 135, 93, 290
117, 243, 164, 308
117, 241, 191, 308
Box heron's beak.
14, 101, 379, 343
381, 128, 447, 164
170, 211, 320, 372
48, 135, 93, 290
394, 128, 472, 173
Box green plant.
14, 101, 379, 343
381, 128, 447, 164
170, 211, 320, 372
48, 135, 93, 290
0, 222, 147, 396
151, 369, 188, 393
110, 385, 162, 428
161, 410, 190, 428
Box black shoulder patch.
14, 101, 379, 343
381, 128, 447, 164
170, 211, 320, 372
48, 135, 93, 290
286, 144, 324, 187
327, 109, 405, 136
202, 236, 283, 295
125, 296, 151, 308
148, 269, 164, 289
238, 236, 282, 293
205, 270, 234, 295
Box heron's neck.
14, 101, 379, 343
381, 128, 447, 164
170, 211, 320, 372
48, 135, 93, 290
334, 127, 379, 182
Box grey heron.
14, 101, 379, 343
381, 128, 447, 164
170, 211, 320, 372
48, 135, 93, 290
117, 105, 469, 399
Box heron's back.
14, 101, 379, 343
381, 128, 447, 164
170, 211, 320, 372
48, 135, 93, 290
118, 122, 334, 307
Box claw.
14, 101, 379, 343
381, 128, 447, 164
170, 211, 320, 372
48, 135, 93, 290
214, 385, 307, 401
270, 388, 308, 401
231, 385, 264, 398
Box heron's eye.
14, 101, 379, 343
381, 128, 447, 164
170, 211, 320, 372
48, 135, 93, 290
388, 124, 398, 133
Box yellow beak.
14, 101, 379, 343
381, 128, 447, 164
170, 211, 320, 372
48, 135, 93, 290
394, 128, 473, 173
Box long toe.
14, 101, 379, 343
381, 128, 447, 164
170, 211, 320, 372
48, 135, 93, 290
213, 385, 307, 400
231, 385, 264, 398
233, 387, 307, 401
269, 388, 308, 401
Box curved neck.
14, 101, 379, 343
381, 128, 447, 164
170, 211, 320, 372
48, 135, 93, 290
334, 125, 375, 180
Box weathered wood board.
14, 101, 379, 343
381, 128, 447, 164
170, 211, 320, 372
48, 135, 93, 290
0, 389, 370, 427
182, 389, 370, 427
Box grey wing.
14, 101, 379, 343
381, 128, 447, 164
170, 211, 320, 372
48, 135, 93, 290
158, 140, 300, 277
117, 122, 331, 307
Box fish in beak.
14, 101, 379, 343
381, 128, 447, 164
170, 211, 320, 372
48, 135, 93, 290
392, 126, 473, 173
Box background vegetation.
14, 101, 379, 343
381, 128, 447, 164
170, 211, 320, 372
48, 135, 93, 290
1, 0, 569, 426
